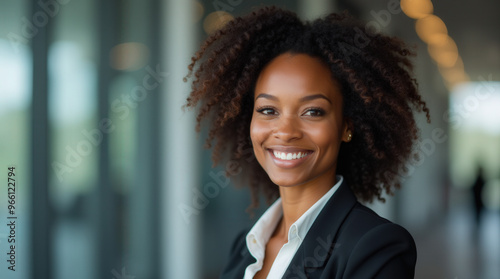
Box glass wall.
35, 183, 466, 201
0, 0, 31, 279
1, 0, 161, 278
48, 0, 98, 278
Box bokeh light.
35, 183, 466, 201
203, 11, 234, 34
193, 1, 205, 23
401, 0, 434, 19
415, 15, 448, 44
427, 36, 459, 68
110, 42, 150, 71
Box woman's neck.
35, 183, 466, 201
274, 174, 337, 241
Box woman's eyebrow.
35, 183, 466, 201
255, 93, 332, 104
255, 93, 278, 101
300, 94, 332, 104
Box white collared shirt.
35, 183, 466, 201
243, 175, 343, 279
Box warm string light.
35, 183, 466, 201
197, 2, 468, 88
196, 1, 238, 35
401, 0, 469, 89
203, 11, 234, 34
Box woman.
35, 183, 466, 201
185, 6, 430, 279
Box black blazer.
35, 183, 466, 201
220, 180, 417, 279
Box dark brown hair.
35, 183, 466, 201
185, 6, 430, 209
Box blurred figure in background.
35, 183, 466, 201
471, 166, 486, 227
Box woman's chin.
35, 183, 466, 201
269, 176, 305, 188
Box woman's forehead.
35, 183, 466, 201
254, 53, 342, 101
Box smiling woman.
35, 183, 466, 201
185, 6, 430, 279
251, 53, 347, 190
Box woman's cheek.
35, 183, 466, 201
249, 117, 257, 144
250, 119, 268, 162
250, 117, 265, 141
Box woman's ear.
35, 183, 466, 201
342, 118, 354, 142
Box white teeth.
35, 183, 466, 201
272, 150, 310, 160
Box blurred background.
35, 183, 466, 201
0, 0, 499, 278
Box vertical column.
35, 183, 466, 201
31, 0, 51, 277
126, 0, 161, 278
160, 0, 200, 279
96, 0, 119, 278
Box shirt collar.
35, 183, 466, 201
292, 175, 343, 241
245, 175, 343, 261
246, 197, 283, 261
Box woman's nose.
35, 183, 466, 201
272, 115, 302, 141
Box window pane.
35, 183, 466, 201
48, 1, 98, 278
0, 0, 31, 278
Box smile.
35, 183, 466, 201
272, 150, 311, 160
267, 148, 313, 168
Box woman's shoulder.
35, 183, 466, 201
324, 199, 416, 260
330, 202, 417, 278
312, 181, 415, 246
349, 202, 409, 230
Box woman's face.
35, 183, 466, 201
250, 52, 350, 188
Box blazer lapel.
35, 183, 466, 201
220, 233, 255, 279
283, 180, 357, 278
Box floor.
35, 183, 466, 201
414, 203, 500, 279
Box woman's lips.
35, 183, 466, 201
267, 148, 313, 168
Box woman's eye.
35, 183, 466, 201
303, 108, 325, 117
256, 107, 277, 115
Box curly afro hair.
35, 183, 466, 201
184, 6, 430, 209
